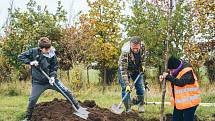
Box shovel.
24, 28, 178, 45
39, 68, 90, 120
111, 73, 143, 114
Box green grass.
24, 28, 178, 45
0, 66, 214, 121
1, 83, 215, 121
0, 95, 28, 121
0, 82, 215, 121
0, 90, 65, 121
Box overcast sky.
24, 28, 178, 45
0, 0, 134, 36
0, 0, 90, 35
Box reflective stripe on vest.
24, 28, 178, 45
170, 67, 201, 110
175, 87, 200, 94
175, 94, 200, 103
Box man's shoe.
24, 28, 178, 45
22, 117, 30, 121
138, 104, 145, 113
126, 109, 132, 113
132, 97, 139, 105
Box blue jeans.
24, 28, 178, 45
119, 70, 144, 101
173, 105, 198, 121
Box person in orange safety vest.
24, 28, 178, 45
159, 56, 201, 121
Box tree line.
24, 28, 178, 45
0, 0, 214, 84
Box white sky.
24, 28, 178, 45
0, 0, 134, 36
0, 0, 133, 36
0, 0, 89, 35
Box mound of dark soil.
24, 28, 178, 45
30, 98, 144, 121
30, 98, 202, 121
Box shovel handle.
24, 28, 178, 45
38, 68, 79, 111
117, 92, 129, 109
117, 72, 143, 108
39, 68, 51, 80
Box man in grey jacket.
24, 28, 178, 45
18, 37, 79, 120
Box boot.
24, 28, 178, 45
132, 96, 139, 105
23, 108, 33, 121
22, 114, 31, 121
22, 117, 30, 121
137, 95, 144, 113
123, 98, 132, 113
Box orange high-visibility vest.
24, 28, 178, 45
170, 67, 201, 110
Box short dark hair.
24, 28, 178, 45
130, 36, 141, 44
38, 37, 51, 49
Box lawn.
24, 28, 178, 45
0, 81, 215, 121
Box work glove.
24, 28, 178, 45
126, 85, 131, 93
49, 77, 55, 86
125, 80, 131, 92
30, 60, 39, 66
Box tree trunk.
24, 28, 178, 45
59, 69, 62, 80
87, 67, 90, 85
205, 59, 215, 83
102, 68, 117, 85
67, 69, 70, 82
102, 69, 106, 94
160, 0, 172, 120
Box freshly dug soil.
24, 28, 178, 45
212, 113, 215, 121
30, 98, 201, 121
30, 98, 145, 121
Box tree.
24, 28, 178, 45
193, 0, 214, 36
78, 0, 125, 85
125, 1, 167, 69
191, 0, 214, 82
1, 0, 66, 80
0, 37, 12, 82
125, 0, 211, 69
58, 24, 94, 83
204, 40, 215, 83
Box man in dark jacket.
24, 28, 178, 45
118, 36, 145, 113
18, 37, 79, 120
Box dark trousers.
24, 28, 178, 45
173, 105, 198, 121
26, 79, 78, 119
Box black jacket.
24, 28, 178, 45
166, 62, 195, 87
18, 47, 58, 83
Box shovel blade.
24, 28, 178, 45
110, 104, 124, 115
73, 107, 90, 120
74, 111, 88, 120
77, 106, 90, 115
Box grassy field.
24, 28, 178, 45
0, 80, 215, 121
0, 67, 215, 121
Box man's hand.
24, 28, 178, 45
49, 77, 55, 86
159, 72, 169, 82
30, 60, 39, 66
125, 80, 130, 86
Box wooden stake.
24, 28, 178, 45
160, 0, 173, 121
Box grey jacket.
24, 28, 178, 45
18, 47, 58, 83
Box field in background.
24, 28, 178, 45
0, 66, 215, 121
